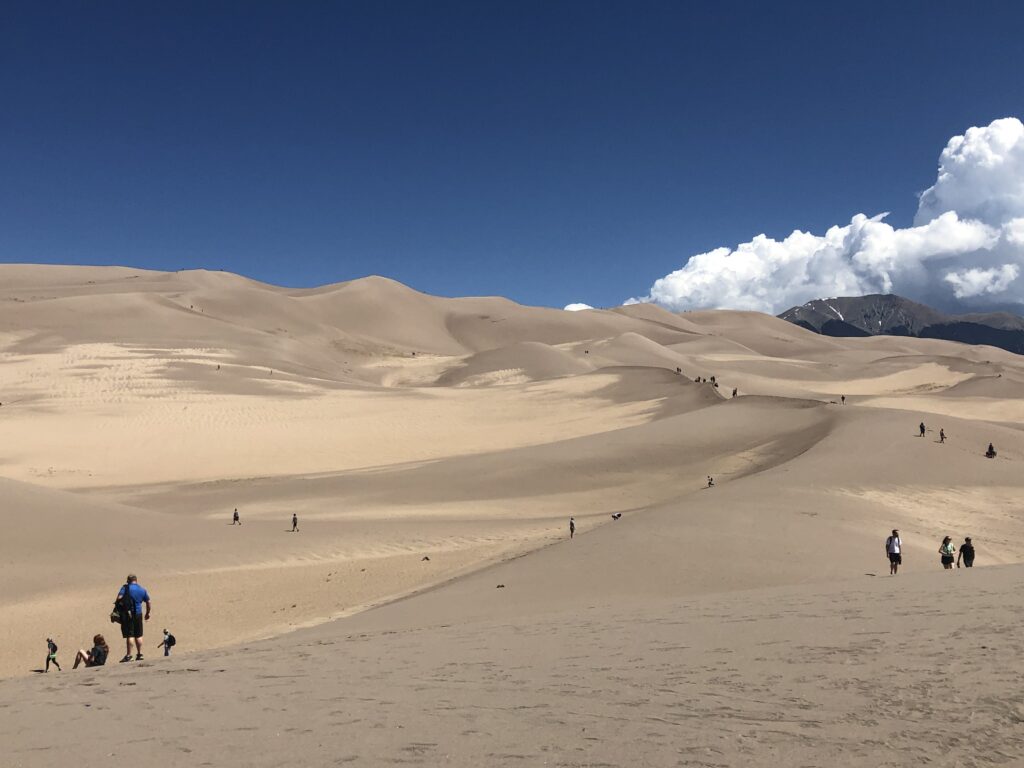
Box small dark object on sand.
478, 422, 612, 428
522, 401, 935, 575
421, 556, 430, 561
496, 584, 505, 589
611, 513, 622, 520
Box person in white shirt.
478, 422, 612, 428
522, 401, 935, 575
885, 529, 902, 575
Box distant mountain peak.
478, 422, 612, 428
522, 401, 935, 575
779, 294, 1024, 353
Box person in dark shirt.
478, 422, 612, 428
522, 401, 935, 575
291, 513, 299, 532
45, 638, 61, 672
957, 537, 976, 568
73, 635, 109, 669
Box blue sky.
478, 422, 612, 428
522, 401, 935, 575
1, 1, 1022, 309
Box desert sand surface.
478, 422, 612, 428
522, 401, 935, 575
3, 265, 1024, 766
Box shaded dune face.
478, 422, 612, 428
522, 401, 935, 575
2, 264, 1024, 689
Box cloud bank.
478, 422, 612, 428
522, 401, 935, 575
563, 302, 594, 311
629, 117, 1024, 314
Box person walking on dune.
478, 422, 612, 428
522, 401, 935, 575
291, 513, 299, 532
939, 536, 956, 570
841, 395, 846, 405
707, 475, 714, 488
885, 529, 902, 575
232, 508, 240, 525
116, 574, 151, 662
957, 537, 975, 568
919, 422, 926, 438
569, 517, 575, 539
45, 638, 61, 672
939, 429, 946, 443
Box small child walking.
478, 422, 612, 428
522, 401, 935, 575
157, 629, 176, 657
45, 638, 61, 672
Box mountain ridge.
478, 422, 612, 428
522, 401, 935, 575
779, 294, 1024, 354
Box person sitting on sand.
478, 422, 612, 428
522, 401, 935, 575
957, 537, 975, 568
939, 536, 956, 570
45, 638, 61, 672
569, 517, 575, 539
73, 635, 109, 669
919, 422, 926, 437
885, 529, 902, 575
939, 429, 946, 443
985, 443, 997, 458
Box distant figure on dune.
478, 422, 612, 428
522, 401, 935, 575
939, 429, 946, 444
732, 387, 738, 397
611, 513, 622, 520
885, 529, 902, 575
985, 443, 997, 458
939, 536, 956, 570
72, 634, 109, 669
232, 508, 240, 525
841, 395, 846, 405
706, 476, 714, 488
569, 517, 575, 539
919, 422, 926, 438
957, 537, 975, 568
291, 513, 299, 532
45, 638, 61, 672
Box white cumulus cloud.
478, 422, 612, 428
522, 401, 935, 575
631, 117, 1024, 313
564, 303, 594, 311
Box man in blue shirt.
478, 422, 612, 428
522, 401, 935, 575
116, 574, 152, 662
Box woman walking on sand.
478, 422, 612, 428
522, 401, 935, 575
939, 536, 956, 570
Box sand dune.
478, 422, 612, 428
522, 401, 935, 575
3, 265, 1024, 765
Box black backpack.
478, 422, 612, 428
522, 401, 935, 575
165, 633, 176, 648
110, 582, 135, 624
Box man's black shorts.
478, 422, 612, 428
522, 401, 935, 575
120, 614, 144, 639
888, 552, 902, 565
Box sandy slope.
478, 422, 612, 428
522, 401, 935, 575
3, 265, 1024, 765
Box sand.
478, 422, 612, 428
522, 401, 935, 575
2, 265, 1024, 766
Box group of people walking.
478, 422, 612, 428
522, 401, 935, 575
886, 529, 976, 574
